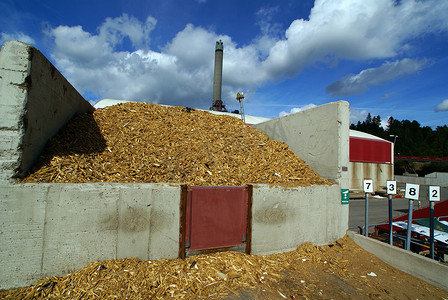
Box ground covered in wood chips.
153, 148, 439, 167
1, 235, 447, 299
22, 103, 332, 187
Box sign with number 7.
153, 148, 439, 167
405, 183, 420, 200
363, 179, 373, 193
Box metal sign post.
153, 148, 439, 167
386, 180, 397, 245
429, 186, 440, 259
363, 179, 373, 237
405, 183, 420, 251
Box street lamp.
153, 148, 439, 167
236, 92, 245, 123
389, 135, 398, 144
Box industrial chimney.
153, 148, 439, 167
211, 40, 226, 111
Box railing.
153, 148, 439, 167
349, 220, 448, 262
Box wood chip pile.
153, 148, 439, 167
0, 236, 355, 299
23, 103, 331, 186
3, 235, 447, 299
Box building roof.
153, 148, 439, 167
349, 129, 392, 143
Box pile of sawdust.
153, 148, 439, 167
23, 103, 332, 186
2, 235, 447, 299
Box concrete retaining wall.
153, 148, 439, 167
395, 172, 448, 187
0, 41, 93, 181
347, 231, 448, 291
0, 183, 180, 289
254, 101, 350, 189
0, 183, 346, 289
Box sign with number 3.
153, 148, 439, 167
386, 181, 396, 195
405, 183, 420, 200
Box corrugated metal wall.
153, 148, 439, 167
349, 136, 394, 192
350, 137, 393, 164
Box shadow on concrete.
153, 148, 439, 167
24, 112, 106, 176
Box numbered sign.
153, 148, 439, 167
429, 186, 440, 202
405, 183, 420, 200
363, 179, 373, 193
386, 180, 397, 195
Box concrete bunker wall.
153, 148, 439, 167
253, 101, 350, 189
0, 41, 93, 181
0, 41, 349, 289
0, 183, 346, 289
395, 172, 448, 187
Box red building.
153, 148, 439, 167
349, 130, 394, 192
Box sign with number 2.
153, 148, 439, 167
429, 186, 440, 202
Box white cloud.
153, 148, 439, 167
262, 0, 448, 79
326, 58, 426, 96
435, 99, 448, 112
350, 109, 390, 129
47, 19, 265, 108
40, 0, 448, 109
381, 93, 395, 101
279, 104, 316, 117
99, 14, 156, 48
349, 108, 368, 125
380, 116, 390, 129
1, 32, 35, 46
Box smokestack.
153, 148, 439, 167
211, 40, 226, 111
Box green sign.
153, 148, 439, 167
341, 189, 349, 204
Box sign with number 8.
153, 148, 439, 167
405, 183, 420, 200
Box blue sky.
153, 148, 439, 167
1, 0, 448, 127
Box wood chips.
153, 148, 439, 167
3, 235, 447, 299
22, 102, 332, 186
0, 236, 358, 299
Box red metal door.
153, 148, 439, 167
179, 185, 252, 258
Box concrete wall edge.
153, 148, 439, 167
347, 230, 448, 291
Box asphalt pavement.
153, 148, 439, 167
349, 197, 410, 229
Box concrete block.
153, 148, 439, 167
0, 131, 21, 159
251, 184, 347, 255
0, 162, 17, 180
0, 40, 31, 71
254, 101, 350, 188
0, 184, 48, 289
0, 105, 22, 130
117, 185, 152, 259
41, 184, 118, 276
0, 40, 94, 181
148, 185, 181, 260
